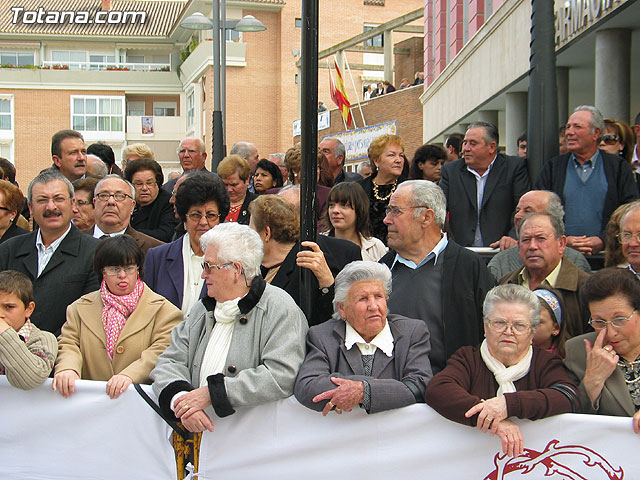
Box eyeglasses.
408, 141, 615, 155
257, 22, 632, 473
601, 134, 620, 145
178, 148, 198, 155
34, 195, 70, 206
384, 205, 428, 217
76, 200, 93, 207
201, 261, 232, 274
186, 211, 220, 222
486, 318, 532, 335
589, 310, 635, 330
103, 265, 138, 276
0, 206, 9, 212
617, 232, 640, 244
132, 181, 157, 189
95, 192, 133, 203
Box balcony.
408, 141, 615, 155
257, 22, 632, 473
41, 60, 171, 72
125, 115, 186, 142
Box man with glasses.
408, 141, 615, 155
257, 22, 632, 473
162, 137, 211, 193
84, 175, 162, 260
500, 212, 590, 338
618, 202, 640, 278
0, 169, 99, 334
380, 180, 495, 373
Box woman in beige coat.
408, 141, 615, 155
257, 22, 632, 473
53, 235, 182, 399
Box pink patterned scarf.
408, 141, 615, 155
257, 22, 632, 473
100, 278, 144, 360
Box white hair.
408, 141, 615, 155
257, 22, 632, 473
483, 284, 541, 329
200, 223, 264, 280
397, 180, 447, 228
333, 261, 392, 318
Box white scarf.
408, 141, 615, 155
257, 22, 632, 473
480, 339, 533, 396
199, 297, 241, 387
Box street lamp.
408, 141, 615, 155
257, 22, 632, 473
180, 4, 266, 169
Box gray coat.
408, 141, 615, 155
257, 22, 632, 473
151, 277, 308, 419
294, 315, 432, 414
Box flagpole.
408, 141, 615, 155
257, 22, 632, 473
328, 63, 348, 131
333, 54, 356, 129
342, 51, 367, 127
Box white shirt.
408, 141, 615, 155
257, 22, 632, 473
181, 233, 205, 315
36, 224, 72, 277
392, 233, 448, 270
344, 320, 394, 357
467, 156, 496, 246
93, 224, 126, 238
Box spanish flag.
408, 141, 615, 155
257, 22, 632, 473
329, 61, 353, 129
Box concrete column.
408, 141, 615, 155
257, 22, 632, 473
477, 110, 499, 128
336, 50, 345, 76
556, 67, 569, 125
383, 30, 393, 84
505, 92, 528, 156
595, 29, 631, 122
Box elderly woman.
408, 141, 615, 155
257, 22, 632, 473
358, 134, 407, 243
0, 179, 27, 244
144, 172, 229, 313
124, 158, 177, 242
72, 177, 98, 231
564, 268, 640, 433
150, 223, 308, 433
53, 235, 182, 399
426, 284, 578, 457
121, 142, 155, 172
216, 154, 257, 224
294, 261, 432, 414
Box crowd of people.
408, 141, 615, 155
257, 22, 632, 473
2, 104, 640, 462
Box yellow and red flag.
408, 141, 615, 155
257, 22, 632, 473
329, 61, 353, 129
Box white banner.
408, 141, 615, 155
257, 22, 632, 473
293, 111, 331, 137
1, 378, 636, 479
322, 120, 398, 161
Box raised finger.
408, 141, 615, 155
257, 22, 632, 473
593, 327, 607, 349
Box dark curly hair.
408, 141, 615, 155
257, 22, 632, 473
174, 171, 230, 223
254, 158, 284, 191
124, 158, 164, 187
409, 144, 447, 180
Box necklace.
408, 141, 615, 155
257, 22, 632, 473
372, 179, 398, 201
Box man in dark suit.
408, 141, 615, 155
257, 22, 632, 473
440, 121, 530, 247
535, 105, 638, 255
318, 137, 361, 187
0, 169, 99, 334
380, 180, 496, 373
85, 175, 162, 259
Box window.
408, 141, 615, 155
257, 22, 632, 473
295, 18, 302, 28
364, 0, 385, 5
0, 99, 11, 130
363, 25, 383, 47
52, 51, 87, 69
125, 54, 145, 64
127, 101, 145, 116
0, 52, 35, 66
0, 144, 10, 160
225, 29, 241, 42
89, 54, 116, 70
151, 54, 170, 64
72, 96, 124, 132
153, 101, 177, 117
187, 93, 195, 127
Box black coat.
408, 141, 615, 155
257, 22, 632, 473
130, 188, 178, 243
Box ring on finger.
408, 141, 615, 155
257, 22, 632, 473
604, 345, 612, 352
327, 401, 334, 409
335, 408, 342, 413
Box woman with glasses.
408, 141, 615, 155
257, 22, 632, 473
409, 144, 447, 183
52, 235, 182, 399
144, 172, 230, 314
565, 268, 640, 432
124, 158, 177, 243
599, 119, 636, 164
426, 284, 578, 458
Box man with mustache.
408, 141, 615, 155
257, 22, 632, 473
51, 129, 87, 182
0, 169, 100, 334
499, 212, 590, 339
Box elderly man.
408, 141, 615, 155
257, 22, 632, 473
535, 105, 638, 255
294, 261, 432, 415
619, 202, 640, 277
51, 129, 87, 182
380, 180, 495, 373
162, 137, 210, 193
0, 169, 99, 334
500, 212, 590, 338
487, 190, 591, 280
87, 142, 122, 176
85, 175, 162, 258
318, 137, 361, 187
268, 153, 289, 184
230, 141, 260, 192
440, 122, 530, 247
85, 154, 108, 179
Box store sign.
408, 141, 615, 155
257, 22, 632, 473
555, 0, 628, 47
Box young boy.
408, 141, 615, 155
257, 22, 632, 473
0, 270, 57, 389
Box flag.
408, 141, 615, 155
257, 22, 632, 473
329, 61, 353, 129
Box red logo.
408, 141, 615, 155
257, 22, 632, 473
484, 440, 624, 479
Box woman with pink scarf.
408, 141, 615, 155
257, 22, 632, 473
53, 235, 182, 399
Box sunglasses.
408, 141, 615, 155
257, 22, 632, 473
601, 134, 620, 145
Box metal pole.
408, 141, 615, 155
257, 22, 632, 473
527, 0, 558, 182
299, 0, 319, 321
221, 0, 227, 157
211, 0, 224, 170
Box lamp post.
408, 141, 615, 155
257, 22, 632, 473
181, 5, 266, 170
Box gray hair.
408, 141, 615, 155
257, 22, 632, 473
333, 138, 346, 161
95, 174, 136, 198
86, 155, 108, 178
397, 180, 447, 228
269, 153, 285, 166
574, 105, 605, 137
200, 223, 264, 280
333, 261, 392, 318
518, 211, 565, 238
483, 284, 541, 329
357, 161, 372, 174
541, 191, 564, 222
179, 137, 206, 154
27, 168, 75, 204
467, 121, 499, 145
230, 141, 256, 160
620, 201, 640, 229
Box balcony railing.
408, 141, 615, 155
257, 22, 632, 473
41, 61, 171, 72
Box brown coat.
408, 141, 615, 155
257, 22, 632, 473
55, 285, 182, 383
500, 258, 591, 338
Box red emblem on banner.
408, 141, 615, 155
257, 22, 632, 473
484, 440, 624, 479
